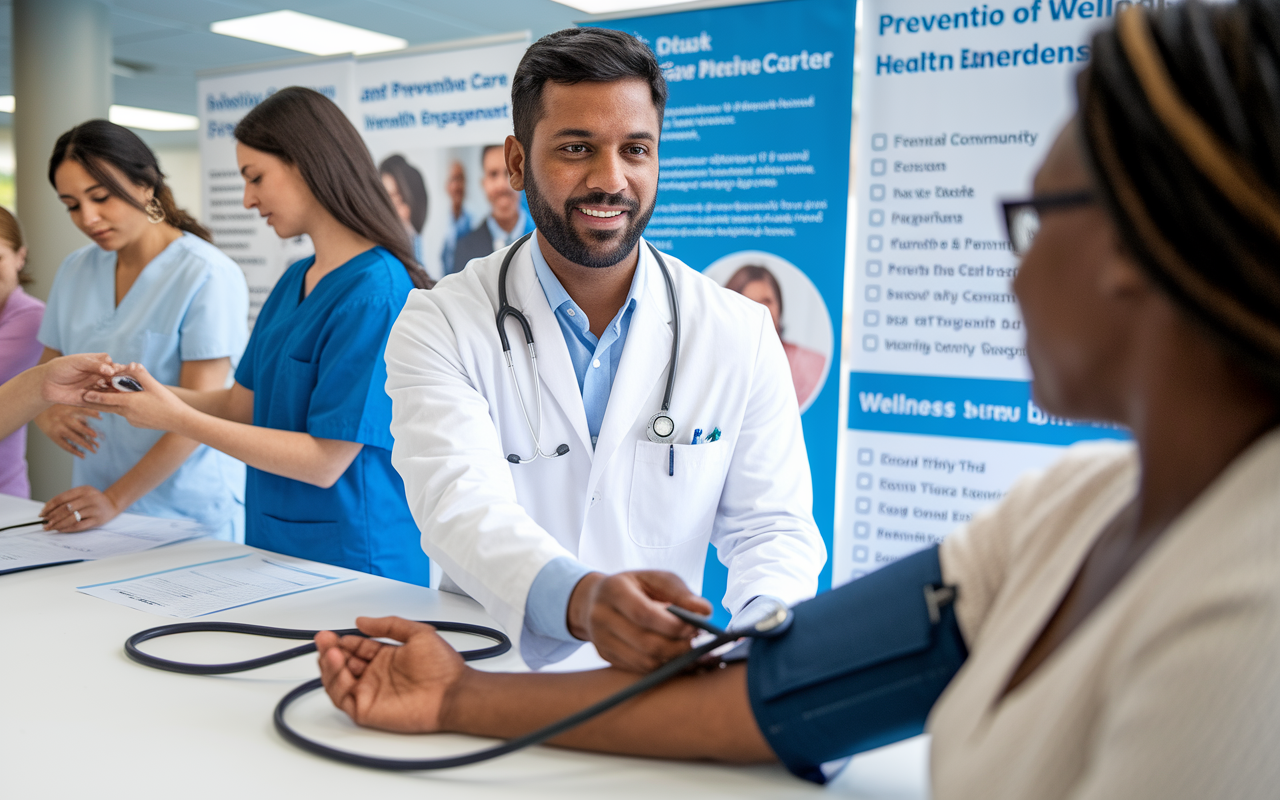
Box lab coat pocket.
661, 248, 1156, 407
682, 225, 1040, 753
627, 439, 729, 548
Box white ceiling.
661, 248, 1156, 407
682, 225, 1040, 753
0, 0, 597, 139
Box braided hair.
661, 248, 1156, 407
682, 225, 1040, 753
1081, 0, 1280, 393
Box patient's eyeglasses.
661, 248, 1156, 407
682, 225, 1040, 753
1001, 190, 1095, 256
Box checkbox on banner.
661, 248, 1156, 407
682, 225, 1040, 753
863, 334, 879, 352
872, 133, 887, 150
865, 285, 881, 301
855, 497, 872, 514
856, 473, 873, 489
853, 545, 869, 562
854, 522, 871, 538
868, 235, 883, 251
869, 209, 884, 226
864, 310, 880, 326
870, 183, 885, 201
871, 158, 886, 175
857, 448, 874, 465
866, 259, 882, 276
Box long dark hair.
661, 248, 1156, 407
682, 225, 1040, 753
48, 120, 212, 242
379, 154, 428, 234
235, 87, 431, 289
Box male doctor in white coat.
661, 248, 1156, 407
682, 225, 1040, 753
385, 27, 826, 671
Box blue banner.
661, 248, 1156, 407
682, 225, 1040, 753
849, 372, 1128, 445
590, 0, 856, 619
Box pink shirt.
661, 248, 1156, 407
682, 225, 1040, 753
783, 340, 826, 409
0, 287, 46, 497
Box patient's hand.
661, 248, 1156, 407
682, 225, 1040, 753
316, 616, 467, 734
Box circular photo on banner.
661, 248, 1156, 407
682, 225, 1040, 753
704, 251, 834, 413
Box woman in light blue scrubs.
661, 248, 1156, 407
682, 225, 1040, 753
86, 88, 434, 586
36, 121, 247, 540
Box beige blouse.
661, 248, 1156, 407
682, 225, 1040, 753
931, 429, 1280, 800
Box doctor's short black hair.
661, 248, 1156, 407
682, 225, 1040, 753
512, 27, 668, 148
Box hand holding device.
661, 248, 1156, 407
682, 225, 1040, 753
567, 570, 712, 673
82, 363, 189, 432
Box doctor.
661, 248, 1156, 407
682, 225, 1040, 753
385, 27, 826, 671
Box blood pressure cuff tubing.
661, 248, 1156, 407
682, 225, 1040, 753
746, 545, 968, 783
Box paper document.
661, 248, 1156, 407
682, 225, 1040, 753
77, 554, 356, 617
0, 509, 206, 575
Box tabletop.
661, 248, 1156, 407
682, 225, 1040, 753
0, 495, 929, 799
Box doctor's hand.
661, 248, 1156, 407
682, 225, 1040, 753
567, 571, 713, 673
82, 363, 192, 432
316, 616, 467, 734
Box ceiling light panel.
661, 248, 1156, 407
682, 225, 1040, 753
109, 105, 199, 131
211, 10, 408, 56
550, 0, 692, 13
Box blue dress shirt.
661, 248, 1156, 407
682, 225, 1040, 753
521, 235, 643, 651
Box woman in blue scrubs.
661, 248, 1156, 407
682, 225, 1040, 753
36, 121, 248, 540
86, 87, 434, 585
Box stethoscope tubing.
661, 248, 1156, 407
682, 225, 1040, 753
124, 620, 511, 676
272, 628, 738, 771
495, 234, 682, 460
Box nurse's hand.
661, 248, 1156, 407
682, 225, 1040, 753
34, 404, 101, 458
568, 570, 712, 673
40, 485, 122, 532
82, 363, 192, 432
316, 616, 464, 734
39, 353, 120, 405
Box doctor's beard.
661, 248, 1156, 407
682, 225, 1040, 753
523, 169, 656, 269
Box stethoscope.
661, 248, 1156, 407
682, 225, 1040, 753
124, 599, 793, 771
496, 232, 681, 464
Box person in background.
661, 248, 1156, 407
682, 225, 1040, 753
725, 265, 825, 408
36, 120, 248, 538
450, 144, 535, 274
88, 87, 434, 586
314, 4, 1280, 797
379, 155, 428, 272
0, 207, 44, 497
439, 160, 471, 280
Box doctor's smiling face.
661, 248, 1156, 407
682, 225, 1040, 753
510, 77, 660, 270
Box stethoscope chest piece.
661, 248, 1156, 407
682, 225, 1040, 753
647, 411, 676, 443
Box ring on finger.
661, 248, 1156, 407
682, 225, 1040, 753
72, 509, 82, 523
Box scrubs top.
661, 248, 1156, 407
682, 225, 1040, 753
235, 246, 427, 586
38, 234, 249, 534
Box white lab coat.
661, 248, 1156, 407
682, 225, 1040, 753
385, 238, 826, 666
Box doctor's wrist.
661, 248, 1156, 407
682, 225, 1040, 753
566, 571, 606, 641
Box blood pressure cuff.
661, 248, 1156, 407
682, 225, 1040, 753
746, 545, 968, 784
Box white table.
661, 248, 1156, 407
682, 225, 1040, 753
0, 501, 929, 799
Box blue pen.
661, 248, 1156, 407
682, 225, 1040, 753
691, 428, 702, 445
668, 444, 674, 477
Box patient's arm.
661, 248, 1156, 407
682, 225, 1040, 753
315, 616, 776, 763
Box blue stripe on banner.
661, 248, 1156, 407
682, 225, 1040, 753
848, 372, 1129, 446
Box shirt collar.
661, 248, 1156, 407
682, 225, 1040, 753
530, 234, 647, 326
486, 207, 528, 247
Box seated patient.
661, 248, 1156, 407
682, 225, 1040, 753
314, 4, 1280, 798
